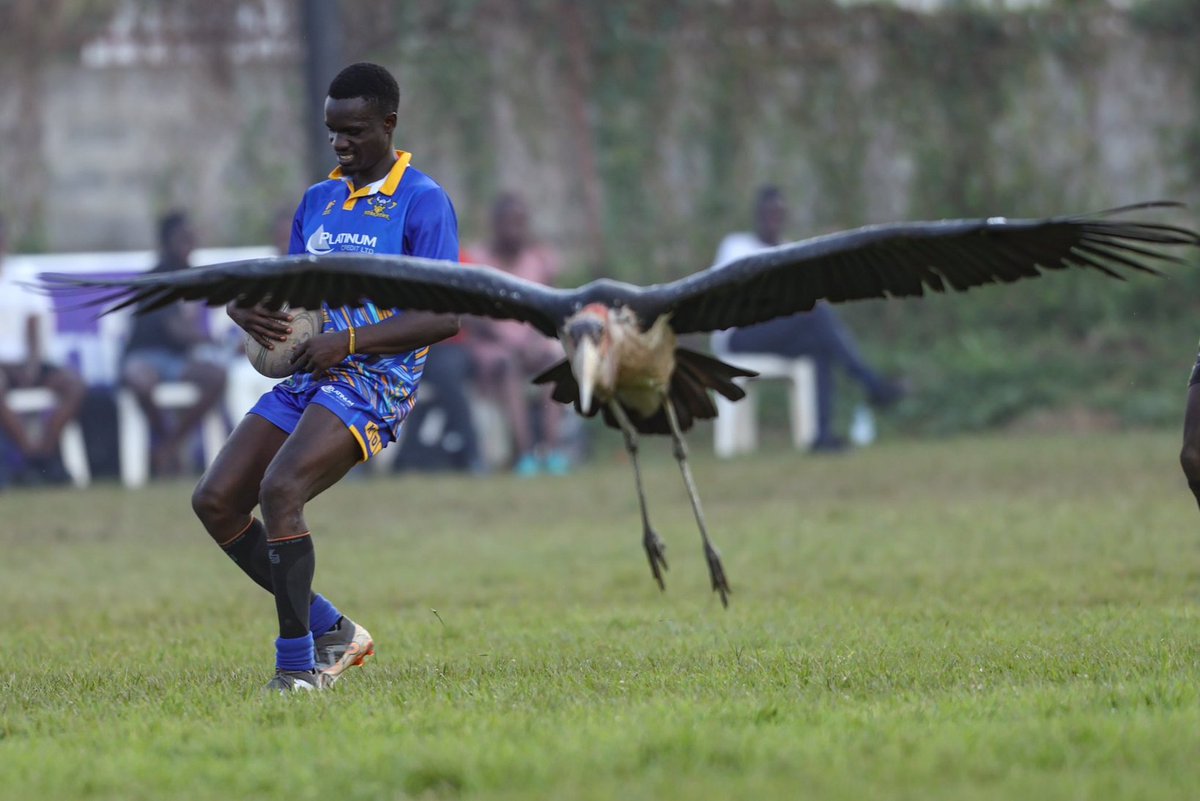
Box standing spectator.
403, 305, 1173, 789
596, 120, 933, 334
0, 214, 86, 484
464, 193, 570, 475
712, 186, 905, 452
121, 211, 227, 476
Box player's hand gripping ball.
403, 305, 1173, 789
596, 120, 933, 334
243, 306, 325, 378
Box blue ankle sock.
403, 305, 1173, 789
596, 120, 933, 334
275, 633, 315, 672
309, 594, 342, 638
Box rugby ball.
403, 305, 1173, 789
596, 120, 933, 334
244, 307, 325, 378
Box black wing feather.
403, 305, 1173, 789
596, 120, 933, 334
41, 204, 1197, 339
630, 203, 1198, 334
41, 253, 575, 338
532, 348, 757, 435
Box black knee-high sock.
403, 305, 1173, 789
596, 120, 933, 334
220, 518, 318, 606
267, 533, 315, 639
220, 517, 274, 593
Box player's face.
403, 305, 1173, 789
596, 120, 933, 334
325, 96, 397, 186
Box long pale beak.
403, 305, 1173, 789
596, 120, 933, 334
572, 336, 601, 414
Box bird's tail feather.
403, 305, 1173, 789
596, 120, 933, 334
531, 359, 599, 418
630, 348, 758, 434
532, 349, 758, 435
674, 348, 758, 402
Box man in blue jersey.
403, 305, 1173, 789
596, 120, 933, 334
191, 63, 461, 693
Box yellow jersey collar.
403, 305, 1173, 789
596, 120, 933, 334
328, 150, 411, 210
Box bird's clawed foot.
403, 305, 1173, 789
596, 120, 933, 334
643, 527, 669, 591
704, 541, 731, 608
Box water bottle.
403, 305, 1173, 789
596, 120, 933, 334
850, 404, 876, 446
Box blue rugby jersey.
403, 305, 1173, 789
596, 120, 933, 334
279, 150, 459, 436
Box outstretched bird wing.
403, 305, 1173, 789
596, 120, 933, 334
42, 253, 575, 338
627, 203, 1199, 335
43, 204, 1197, 338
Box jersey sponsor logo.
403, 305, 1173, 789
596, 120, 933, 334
363, 195, 397, 220
321, 385, 355, 408
306, 224, 333, 255
306, 224, 378, 255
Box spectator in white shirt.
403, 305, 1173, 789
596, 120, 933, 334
712, 187, 905, 452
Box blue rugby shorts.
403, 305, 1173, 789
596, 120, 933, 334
250, 380, 396, 461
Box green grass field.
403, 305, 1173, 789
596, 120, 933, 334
2, 430, 1198, 800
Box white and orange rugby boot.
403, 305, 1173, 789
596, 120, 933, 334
314, 616, 375, 687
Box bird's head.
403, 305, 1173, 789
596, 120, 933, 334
563, 303, 621, 414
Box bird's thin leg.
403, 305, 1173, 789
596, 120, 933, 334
608, 401, 669, 591
662, 401, 731, 607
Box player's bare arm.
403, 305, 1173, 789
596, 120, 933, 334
289, 311, 460, 373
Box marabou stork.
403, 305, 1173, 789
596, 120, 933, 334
45, 203, 1200, 606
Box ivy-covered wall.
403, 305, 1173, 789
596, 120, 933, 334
358, 0, 1200, 433
358, 0, 1199, 283
5, 1, 1195, 268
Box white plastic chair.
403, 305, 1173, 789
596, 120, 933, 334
116, 384, 226, 488
224, 360, 279, 422
5, 387, 91, 487
101, 306, 232, 487
711, 331, 817, 458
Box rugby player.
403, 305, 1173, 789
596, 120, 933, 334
1181, 355, 1200, 514
191, 62, 461, 692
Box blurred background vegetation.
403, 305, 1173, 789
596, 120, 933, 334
1, 0, 1197, 434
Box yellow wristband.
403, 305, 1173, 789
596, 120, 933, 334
347, 325, 356, 355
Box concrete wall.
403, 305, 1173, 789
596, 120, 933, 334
2, 2, 1196, 281
37, 62, 306, 251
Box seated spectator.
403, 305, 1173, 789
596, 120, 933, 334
0, 213, 86, 485
121, 211, 226, 477
393, 324, 484, 474
464, 193, 570, 475
713, 186, 905, 452
389, 244, 483, 475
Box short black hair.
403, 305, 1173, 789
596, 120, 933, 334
491, 191, 526, 219
755, 185, 784, 209
328, 62, 400, 119
158, 210, 189, 249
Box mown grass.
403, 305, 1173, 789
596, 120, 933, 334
1, 430, 1198, 800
